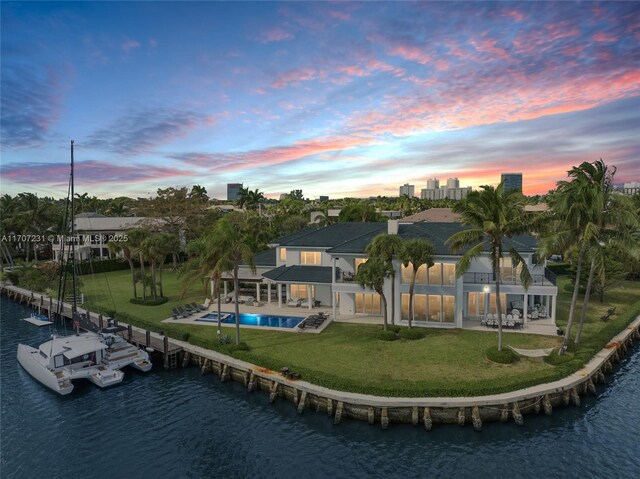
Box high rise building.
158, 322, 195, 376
420, 177, 471, 200
501, 173, 523, 193
399, 183, 415, 197
227, 183, 243, 201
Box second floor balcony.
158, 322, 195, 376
463, 268, 556, 286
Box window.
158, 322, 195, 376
401, 263, 427, 284
488, 293, 507, 314
301, 251, 321, 265
355, 293, 381, 315
279, 247, 286, 262
428, 263, 442, 285
291, 284, 309, 299
354, 258, 366, 273
442, 263, 456, 285
54, 354, 64, 368
428, 295, 441, 321
401, 294, 427, 321
442, 295, 455, 323
468, 292, 486, 316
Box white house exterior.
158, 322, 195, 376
237, 221, 558, 328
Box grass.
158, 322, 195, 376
79, 269, 640, 397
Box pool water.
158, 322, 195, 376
197, 312, 304, 329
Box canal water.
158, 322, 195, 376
2, 296, 639, 478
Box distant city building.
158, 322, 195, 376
319, 195, 329, 202
227, 183, 243, 201
501, 173, 523, 193
399, 183, 415, 197
420, 177, 471, 200
622, 181, 640, 196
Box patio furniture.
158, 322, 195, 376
287, 298, 301, 307
174, 306, 190, 318
190, 302, 206, 312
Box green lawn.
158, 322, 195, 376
80, 269, 640, 397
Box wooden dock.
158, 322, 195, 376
1, 283, 182, 369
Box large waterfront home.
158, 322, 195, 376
231, 221, 558, 328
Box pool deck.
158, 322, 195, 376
163, 301, 558, 336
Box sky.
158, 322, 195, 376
1, 1, 639, 200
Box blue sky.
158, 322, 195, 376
1, 1, 638, 199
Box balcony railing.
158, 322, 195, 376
463, 268, 556, 286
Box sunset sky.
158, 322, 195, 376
1, 1, 638, 200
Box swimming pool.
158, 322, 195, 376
196, 312, 304, 329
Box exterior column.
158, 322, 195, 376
523, 293, 528, 321
267, 282, 272, 305
210, 278, 215, 299
551, 295, 557, 325
99, 234, 104, 260
308, 287, 312, 310
332, 292, 337, 319
256, 283, 260, 302
277, 283, 282, 308
224, 281, 228, 299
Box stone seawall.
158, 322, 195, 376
3, 282, 639, 430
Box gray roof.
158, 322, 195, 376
262, 265, 333, 284
277, 222, 386, 248
253, 248, 276, 267
272, 226, 320, 245
328, 222, 538, 256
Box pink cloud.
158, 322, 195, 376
2, 160, 192, 187
592, 32, 618, 42
258, 27, 294, 43
328, 10, 350, 21
149, 38, 158, 48
271, 66, 316, 88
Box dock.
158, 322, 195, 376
2, 283, 182, 369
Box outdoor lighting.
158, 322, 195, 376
483, 285, 490, 294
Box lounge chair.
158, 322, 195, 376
190, 302, 206, 312
287, 298, 301, 308
183, 304, 197, 314
176, 306, 191, 317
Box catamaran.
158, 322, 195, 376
17, 140, 151, 395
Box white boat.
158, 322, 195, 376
17, 333, 124, 395
99, 326, 152, 372
16, 141, 151, 394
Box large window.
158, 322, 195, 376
399, 263, 429, 284
467, 292, 486, 316
355, 293, 381, 315
488, 293, 507, 314
354, 258, 366, 273
279, 247, 286, 262
301, 251, 321, 265
442, 263, 456, 285
402, 294, 456, 323
290, 284, 309, 299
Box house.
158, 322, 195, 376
235, 221, 558, 328
51, 213, 163, 262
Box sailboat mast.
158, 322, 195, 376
70, 140, 79, 334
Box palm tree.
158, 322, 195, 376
401, 238, 435, 328
127, 228, 151, 301
108, 240, 137, 299
190, 185, 209, 203
446, 183, 532, 352
154, 233, 180, 298
213, 214, 256, 345
549, 160, 639, 346
16, 192, 53, 261
366, 233, 404, 325
355, 258, 394, 331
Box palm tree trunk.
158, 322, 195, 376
233, 266, 241, 345
215, 279, 222, 337
25, 240, 30, 262
390, 272, 396, 325
409, 270, 416, 328
128, 258, 137, 298
140, 253, 147, 301
150, 262, 157, 300
495, 261, 503, 352
575, 255, 596, 345
562, 243, 586, 353
158, 262, 165, 298
381, 294, 388, 332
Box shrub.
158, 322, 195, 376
388, 325, 401, 334
399, 328, 426, 340
74, 258, 132, 275
544, 350, 574, 365
219, 334, 232, 345
377, 330, 399, 341
485, 346, 520, 364
181, 332, 191, 342
129, 296, 169, 306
